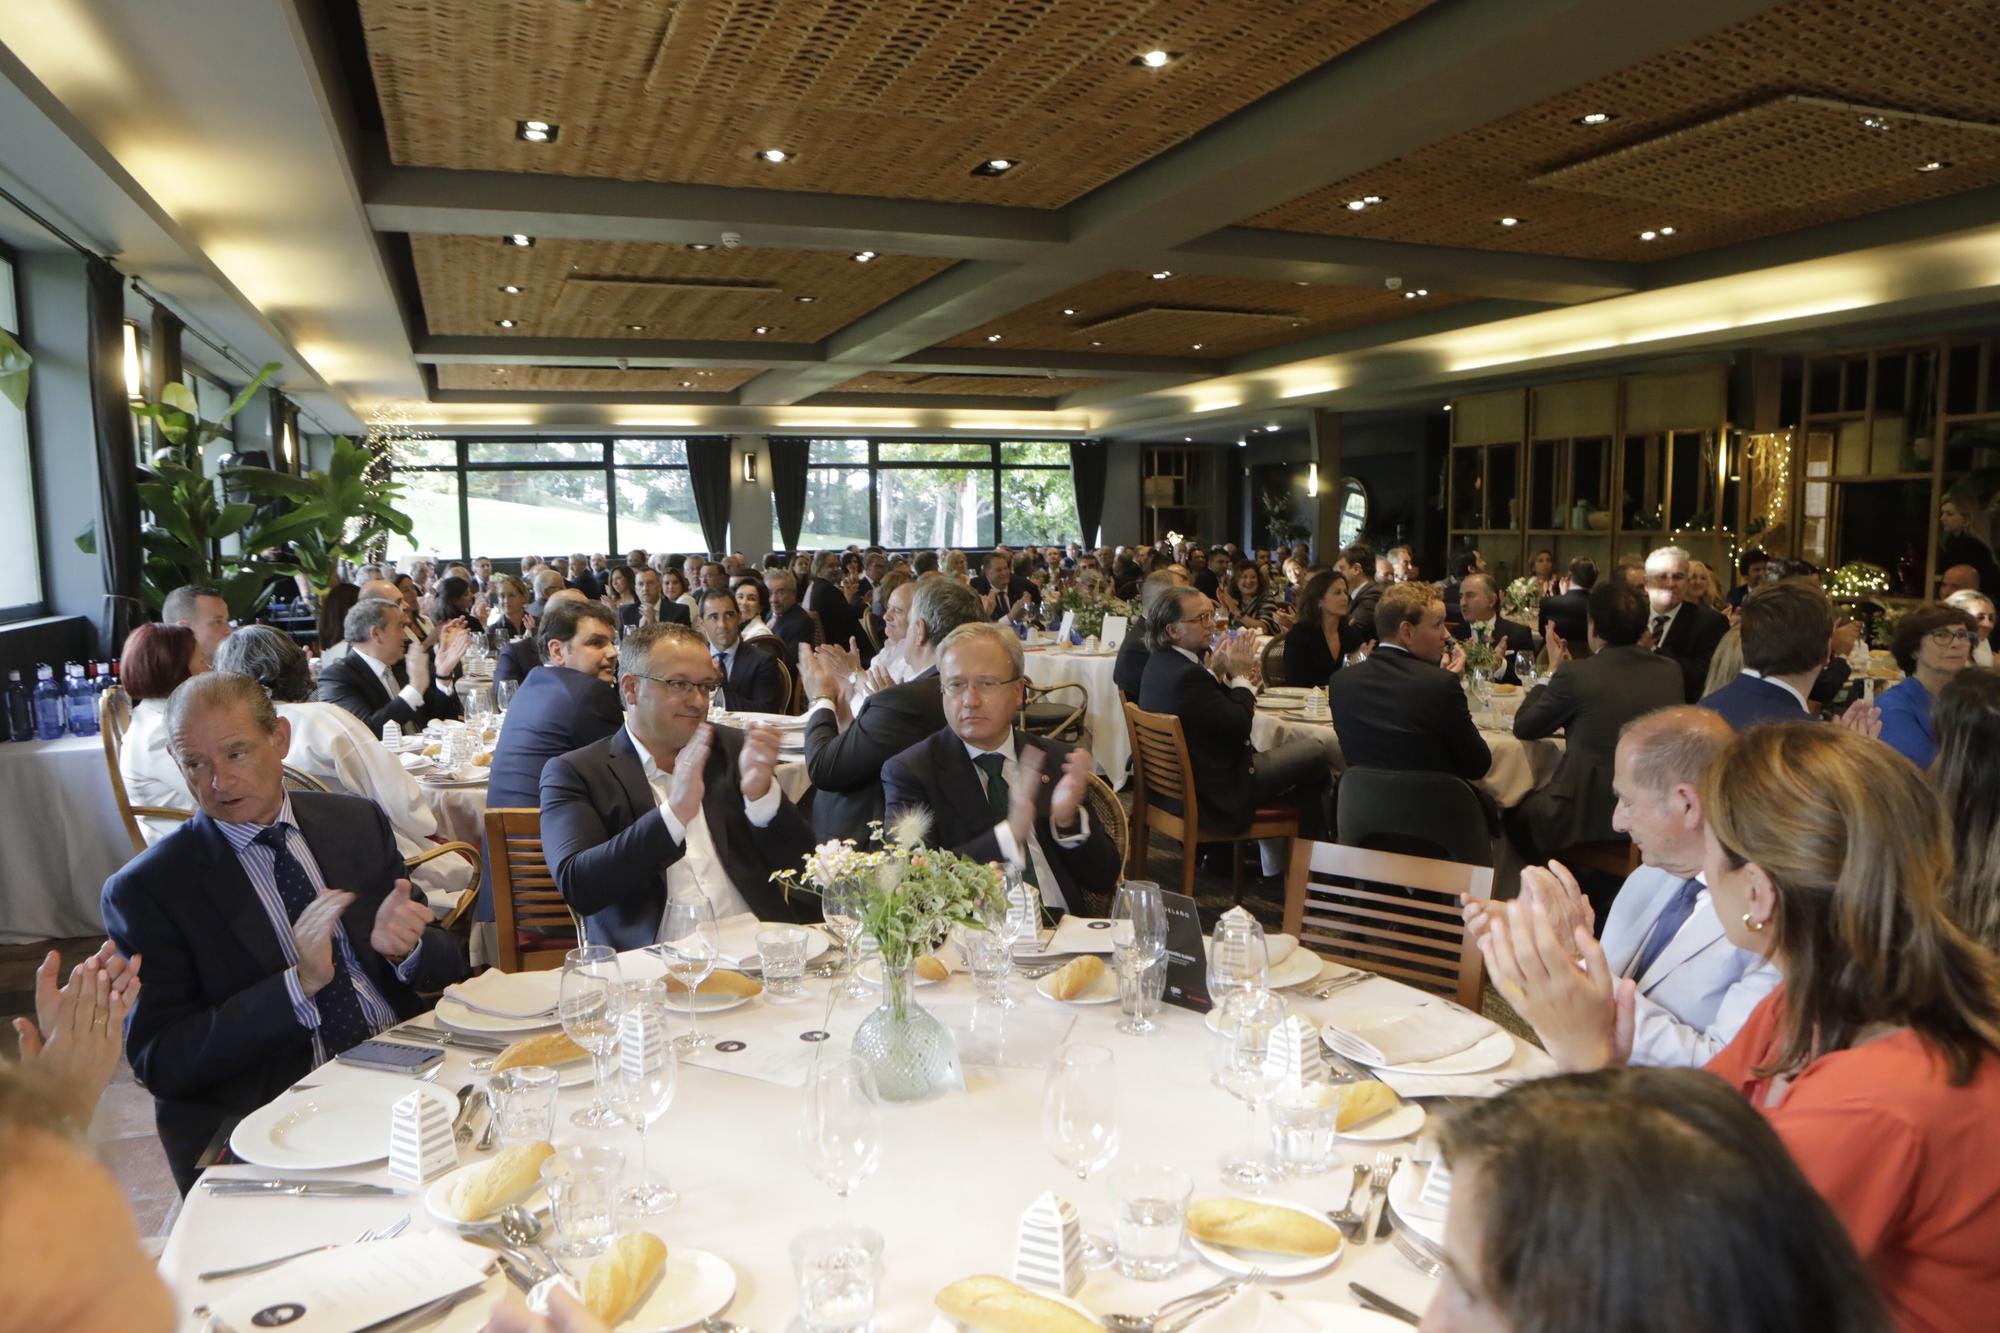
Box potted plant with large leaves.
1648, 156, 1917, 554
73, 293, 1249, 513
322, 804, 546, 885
226, 435, 414, 598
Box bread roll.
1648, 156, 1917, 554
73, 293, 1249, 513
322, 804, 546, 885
474, 751, 493, 766
1046, 955, 1104, 1001
583, 1231, 668, 1325
916, 954, 950, 982
1335, 1081, 1401, 1132
668, 970, 762, 999
447, 1140, 554, 1221
1187, 1199, 1343, 1257
934, 1275, 1100, 1332
490, 1031, 587, 1073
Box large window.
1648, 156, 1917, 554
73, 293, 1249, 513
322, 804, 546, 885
782, 438, 1080, 548
0, 250, 40, 620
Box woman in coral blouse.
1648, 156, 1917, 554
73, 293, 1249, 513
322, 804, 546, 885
1482, 724, 2000, 1333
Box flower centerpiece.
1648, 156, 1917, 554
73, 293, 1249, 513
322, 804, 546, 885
1459, 637, 1502, 676
1501, 575, 1542, 623
1045, 585, 1133, 641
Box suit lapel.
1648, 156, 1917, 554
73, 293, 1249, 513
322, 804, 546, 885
606, 727, 656, 818
1638, 889, 1729, 991
935, 731, 999, 839
190, 814, 292, 979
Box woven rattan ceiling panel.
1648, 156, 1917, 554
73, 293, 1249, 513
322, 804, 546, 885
413, 235, 951, 339
1248, 0, 2000, 261
828, 371, 1109, 397
358, 0, 1435, 208
939, 273, 1462, 358
435, 365, 763, 391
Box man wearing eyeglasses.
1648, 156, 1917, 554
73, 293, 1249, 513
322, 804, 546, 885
540, 624, 818, 950
698, 589, 788, 714
882, 623, 1119, 917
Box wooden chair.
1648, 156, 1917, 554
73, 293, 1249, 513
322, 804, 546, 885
805, 608, 826, 647
1284, 839, 1494, 1009
1260, 634, 1289, 686
281, 765, 331, 793
1081, 773, 1127, 884
1123, 701, 1300, 898
99, 686, 191, 855
484, 807, 583, 972
1018, 681, 1089, 749
775, 654, 801, 714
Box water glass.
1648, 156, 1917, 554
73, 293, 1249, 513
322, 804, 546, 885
560, 945, 624, 1130
1110, 881, 1166, 1038
789, 1225, 884, 1333
613, 981, 679, 1214
657, 887, 719, 1050
1043, 1043, 1120, 1267
1112, 1164, 1192, 1280
800, 1057, 883, 1200
821, 879, 871, 1002
955, 923, 1013, 1002
540, 1145, 624, 1259
1268, 1083, 1343, 1177
1208, 915, 1269, 1017
487, 1066, 559, 1146
757, 925, 810, 999
1216, 989, 1287, 1192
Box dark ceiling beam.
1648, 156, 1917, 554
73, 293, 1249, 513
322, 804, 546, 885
793, 392, 1068, 411
411, 334, 1208, 378
429, 388, 737, 406
888, 347, 1219, 377
737, 0, 1785, 406
1166, 228, 1637, 304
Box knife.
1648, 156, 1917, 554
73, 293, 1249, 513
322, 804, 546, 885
204, 1182, 403, 1198
203, 1177, 396, 1192
1349, 1282, 1422, 1326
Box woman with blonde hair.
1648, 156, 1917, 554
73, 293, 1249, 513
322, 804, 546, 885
1481, 723, 2000, 1330
1700, 623, 1744, 699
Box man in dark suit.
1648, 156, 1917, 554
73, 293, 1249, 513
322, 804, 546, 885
1645, 545, 1730, 703
800, 578, 980, 842
764, 570, 817, 661
314, 596, 463, 733
541, 624, 817, 951
1137, 587, 1330, 844
1700, 582, 1834, 729
1336, 543, 1381, 642
971, 551, 1037, 622
1448, 572, 1534, 685
1328, 581, 1490, 782
697, 589, 788, 713
802, 553, 861, 652
100, 673, 466, 1191
619, 566, 692, 631
882, 622, 1121, 917
1114, 569, 1189, 700
492, 634, 541, 686
1538, 557, 1597, 654
565, 553, 602, 601
1509, 579, 1687, 862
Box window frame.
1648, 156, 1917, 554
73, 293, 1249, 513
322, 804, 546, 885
790, 437, 1079, 549
0, 242, 46, 624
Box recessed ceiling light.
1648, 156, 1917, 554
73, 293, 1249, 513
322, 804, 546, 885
1294, 281, 1311, 287
1151, 270, 1172, 280
1061, 307, 1076, 315
1657, 226, 1676, 236
1638, 230, 1659, 241
754, 325, 773, 335
852, 250, 877, 263
1133, 49, 1179, 68
1236, 438, 1247, 447
1089, 340, 1103, 346
1918, 160, 1947, 172
625, 324, 645, 331
1362, 195, 1383, 206
1499, 216, 1520, 227
757, 147, 792, 163
986, 334, 1003, 342
971, 158, 1018, 176
1443, 403, 1453, 411
685, 243, 713, 251
1191, 343, 1204, 350
1860, 116, 1891, 132
1574, 112, 1614, 126
505, 233, 534, 247
1184, 436, 1192, 443
495, 318, 517, 328
1265, 424, 1281, 433
794, 294, 817, 303
499, 284, 522, 294
1346, 200, 1368, 212
680, 380, 691, 387
516, 119, 558, 143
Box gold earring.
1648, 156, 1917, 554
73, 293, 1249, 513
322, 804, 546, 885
1742, 913, 1764, 932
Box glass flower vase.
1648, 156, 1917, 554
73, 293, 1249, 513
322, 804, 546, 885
851, 956, 959, 1102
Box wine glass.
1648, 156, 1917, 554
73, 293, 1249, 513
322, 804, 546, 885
610, 979, 678, 1214
800, 1057, 883, 1202
1512, 650, 1537, 690
821, 878, 871, 1002
1216, 988, 1287, 1192
1208, 914, 1269, 1013
1109, 881, 1166, 1038
1042, 1043, 1120, 1267
494, 677, 518, 713
980, 867, 1037, 1011
559, 945, 624, 1130
656, 887, 719, 1051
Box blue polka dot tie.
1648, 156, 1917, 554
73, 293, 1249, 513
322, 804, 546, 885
255, 825, 376, 1055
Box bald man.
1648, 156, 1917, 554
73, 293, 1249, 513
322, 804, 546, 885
1941, 563, 1983, 599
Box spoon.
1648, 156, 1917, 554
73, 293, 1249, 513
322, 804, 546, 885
1326, 1163, 1372, 1240
500, 1202, 569, 1277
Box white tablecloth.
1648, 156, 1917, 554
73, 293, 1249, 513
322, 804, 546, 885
1024, 646, 1128, 789
0, 734, 129, 943
158, 962, 1551, 1330
1251, 709, 1562, 810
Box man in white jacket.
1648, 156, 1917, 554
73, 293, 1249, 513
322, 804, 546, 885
1467, 705, 1776, 1067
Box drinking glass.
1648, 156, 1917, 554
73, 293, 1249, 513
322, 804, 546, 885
821, 878, 871, 1002
1042, 1043, 1120, 1267
1208, 915, 1269, 1016
1512, 650, 1537, 690
1112, 1164, 1191, 1280
493, 677, 518, 712
656, 887, 719, 1051
559, 945, 623, 1130
757, 924, 809, 1000
955, 922, 1013, 1002
539, 1145, 623, 1259
1216, 988, 1287, 1192
790, 1224, 884, 1332
800, 1057, 883, 1201
1268, 1082, 1343, 1177
612, 979, 679, 1214
487, 1066, 559, 1146
1467, 664, 1494, 721
1110, 881, 1167, 1037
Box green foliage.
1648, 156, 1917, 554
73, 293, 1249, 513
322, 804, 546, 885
0, 328, 29, 411
228, 435, 414, 597
1047, 585, 1132, 639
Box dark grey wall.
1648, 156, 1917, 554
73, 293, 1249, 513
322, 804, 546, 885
17, 249, 102, 627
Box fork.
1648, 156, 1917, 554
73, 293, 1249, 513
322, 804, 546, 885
1362, 1151, 1394, 1244
1101, 1273, 1251, 1332
1310, 971, 1373, 999
197, 1213, 410, 1281
1391, 1228, 1441, 1276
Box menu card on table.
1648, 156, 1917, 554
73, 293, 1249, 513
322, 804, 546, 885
1158, 888, 1212, 1013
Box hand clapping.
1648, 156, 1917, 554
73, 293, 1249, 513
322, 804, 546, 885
1049, 746, 1093, 834
667, 723, 712, 825
291, 889, 354, 996
1478, 894, 1632, 1073
738, 723, 781, 802
12, 954, 138, 1127
370, 878, 432, 963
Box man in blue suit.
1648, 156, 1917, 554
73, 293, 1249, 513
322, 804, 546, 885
697, 589, 789, 714
101, 672, 467, 1191
1699, 582, 1833, 729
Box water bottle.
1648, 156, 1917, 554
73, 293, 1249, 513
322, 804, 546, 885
3, 671, 30, 741
32, 664, 67, 740
66, 663, 99, 736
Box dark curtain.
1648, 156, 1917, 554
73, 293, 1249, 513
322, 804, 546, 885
769, 437, 809, 553
1070, 440, 1109, 546
267, 389, 301, 474
685, 437, 733, 555
87, 258, 144, 654
147, 304, 183, 410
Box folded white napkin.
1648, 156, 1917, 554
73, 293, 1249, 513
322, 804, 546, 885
441, 968, 560, 1019
1322, 983, 1497, 1066
1187, 1287, 1323, 1333
1044, 915, 1118, 956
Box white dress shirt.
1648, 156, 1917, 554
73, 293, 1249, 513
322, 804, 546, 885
1738, 669, 1809, 711
960, 733, 1091, 912
362, 647, 428, 712
1648, 601, 1684, 649
120, 698, 195, 844
1173, 645, 1253, 693
1599, 866, 1780, 1067
625, 720, 783, 931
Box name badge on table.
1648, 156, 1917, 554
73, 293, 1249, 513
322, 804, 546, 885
1099, 615, 1128, 652
1056, 610, 1077, 644
1158, 888, 1212, 1013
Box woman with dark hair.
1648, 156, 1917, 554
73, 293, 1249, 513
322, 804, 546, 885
427, 575, 475, 631
316, 581, 361, 658
1483, 724, 2000, 1329
1933, 667, 2000, 951
116, 623, 205, 843
394, 573, 431, 642
1282, 570, 1351, 688
732, 578, 777, 644
1527, 547, 1557, 598
1878, 601, 1980, 767
1427, 1067, 1886, 1333
485, 574, 530, 650
1216, 559, 1287, 633
601, 564, 637, 611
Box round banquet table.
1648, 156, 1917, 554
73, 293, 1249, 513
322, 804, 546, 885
1022, 644, 1129, 790
0, 732, 130, 943
156, 958, 1553, 1331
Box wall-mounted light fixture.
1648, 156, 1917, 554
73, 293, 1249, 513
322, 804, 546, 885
122, 320, 143, 402
1308, 462, 1319, 497
742, 450, 757, 483
279, 418, 295, 469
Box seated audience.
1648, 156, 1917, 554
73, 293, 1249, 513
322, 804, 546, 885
699, 589, 788, 713
601, 564, 637, 611
1537, 556, 1596, 652
1335, 544, 1381, 641
804, 551, 861, 650
861, 570, 916, 685
882, 623, 1119, 918
1329, 581, 1490, 782
732, 577, 780, 645
1940, 562, 1983, 599
540, 625, 816, 950
1448, 571, 1532, 684
620, 564, 691, 630
485, 573, 532, 649
1644, 545, 1730, 702
1727, 547, 1771, 611
764, 569, 816, 661
1114, 567, 1190, 699
1877, 601, 1980, 767
801, 578, 979, 842
1944, 588, 1996, 665
1427, 1067, 1887, 1333
161, 583, 233, 669
972, 550, 1037, 622
1933, 667, 2000, 952
315, 596, 465, 732
1509, 580, 1686, 863
1938, 493, 2000, 597
1699, 581, 1834, 728
315, 580, 362, 661
1480, 723, 2000, 1330
1441, 544, 1486, 624
1280, 569, 1352, 688
525, 565, 566, 619
1686, 557, 1726, 612
214, 627, 474, 904
102, 672, 467, 1191
116, 623, 206, 843
1216, 558, 1289, 634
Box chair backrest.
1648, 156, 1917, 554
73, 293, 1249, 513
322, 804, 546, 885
281, 764, 332, 793
100, 687, 192, 855
1123, 703, 1194, 806
1019, 681, 1088, 740
102, 684, 133, 744
1335, 767, 1493, 867
775, 653, 800, 714
1284, 839, 1493, 1008
1260, 634, 1288, 686
805, 608, 825, 646
1082, 773, 1127, 879
484, 807, 581, 972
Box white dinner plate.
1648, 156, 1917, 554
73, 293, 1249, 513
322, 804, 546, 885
661, 986, 758, 1014
1266, 1300, 1415, 1331
1204, 993, 1291, 1035
927, 1287, 1096, 1332
528, 1247, 736, 1331
1199, 942, 1325, 991
1387, 1161, 1447, 1249
1188, 1197, 1345, 1278
743, 924, 834, 969
435, 995, 561, 1036
1257, 700, 1305, 713
1335, 1097, 1427, 1143
1321, 1025, 1515, 1076
230, 1080, 454, 1171
1036, 965, 1118, 1004
856, 957, 945, 987
425, 1162, 551, 1225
